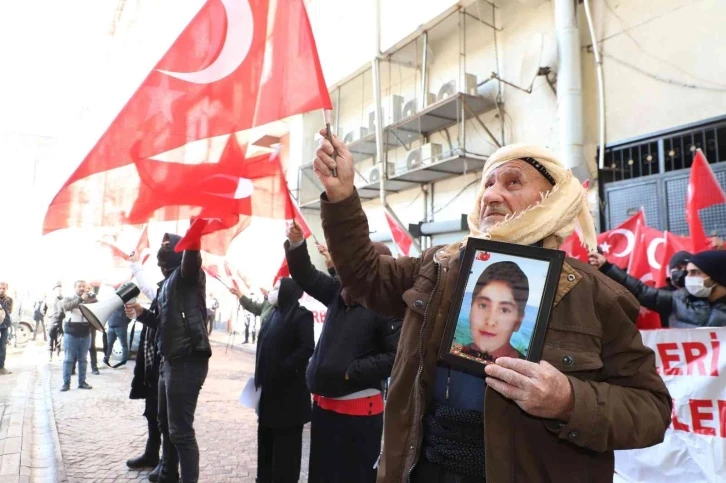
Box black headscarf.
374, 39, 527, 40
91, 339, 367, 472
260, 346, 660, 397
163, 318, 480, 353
157, 233, 184, 275
275, 277, 304, 322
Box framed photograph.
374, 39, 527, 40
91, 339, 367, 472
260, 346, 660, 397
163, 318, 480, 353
438, 239, 564, 377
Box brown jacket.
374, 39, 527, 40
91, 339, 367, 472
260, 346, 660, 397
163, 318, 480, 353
321, 191, 671, 483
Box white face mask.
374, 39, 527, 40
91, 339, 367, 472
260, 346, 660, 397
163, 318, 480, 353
685, 276, 714, 298
268, 288, 280, 306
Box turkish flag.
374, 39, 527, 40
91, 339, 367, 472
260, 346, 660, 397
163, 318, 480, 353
176, 214, 252, 254
560, 232, 590, 263
202, 253, 249, 292
99, 225, 151, 262
597, 210, 645, 269
687, 149, 726, 251
130, 136, 292, 224
44, 0, 332, 234
655, 231, 693, 288
626, 222, 664, 283
636, 308, 663, 330
273, 257, 290, 286
291, 201, 312, 239
384, 210, 413, 256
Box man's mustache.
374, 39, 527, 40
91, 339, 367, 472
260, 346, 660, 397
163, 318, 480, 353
483, 206, 512, 217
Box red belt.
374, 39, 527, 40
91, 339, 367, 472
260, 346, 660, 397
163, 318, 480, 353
313, 393, 384, 416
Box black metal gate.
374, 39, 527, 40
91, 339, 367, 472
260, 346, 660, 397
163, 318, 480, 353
602, 162, 726, 237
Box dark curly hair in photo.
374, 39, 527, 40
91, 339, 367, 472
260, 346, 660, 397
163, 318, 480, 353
472, 261, 530, 316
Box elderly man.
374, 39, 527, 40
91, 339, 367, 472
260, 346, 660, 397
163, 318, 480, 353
313, 135, 671, 483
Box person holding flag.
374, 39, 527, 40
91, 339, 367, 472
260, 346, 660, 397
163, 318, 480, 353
590, 250, 726, 327
124, 233, 211, 483
285, 220, 402, 483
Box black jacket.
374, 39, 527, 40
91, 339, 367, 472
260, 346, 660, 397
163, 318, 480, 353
138, 234, 212, 361
256, 277, 314, 428
285, 240, 402, 398
601, 262, 726, 328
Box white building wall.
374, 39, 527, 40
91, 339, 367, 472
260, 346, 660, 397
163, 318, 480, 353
295, 0, 726, 246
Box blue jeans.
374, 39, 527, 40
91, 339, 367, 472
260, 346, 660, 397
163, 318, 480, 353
0, 328, 7, 369
106, 325, 129, 363
63, 334, 91, 385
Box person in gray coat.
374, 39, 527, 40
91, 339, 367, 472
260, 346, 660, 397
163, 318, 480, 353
590, 249, 726, 328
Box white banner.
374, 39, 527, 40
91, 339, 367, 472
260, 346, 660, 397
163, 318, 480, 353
614, 328, 726, 483
299, 292, 327, 343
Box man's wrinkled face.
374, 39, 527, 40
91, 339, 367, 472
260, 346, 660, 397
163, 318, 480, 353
478, 160, 553, 231
0, 283, 6, 297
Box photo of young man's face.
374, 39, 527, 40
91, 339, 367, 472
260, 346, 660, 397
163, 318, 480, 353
469, 280, 524, 355
450, 252, 550, 364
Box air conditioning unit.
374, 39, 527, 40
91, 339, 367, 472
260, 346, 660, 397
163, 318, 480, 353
343, 127, 369, 144
406, 143, 443, 170
401, 93, 437, 119
368, 95, 405, 131
367, 166, 382, 184
437, 74, 478, 101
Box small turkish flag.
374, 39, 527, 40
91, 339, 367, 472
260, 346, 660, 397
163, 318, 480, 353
384, 210, 413, 256
686, 149, 726, 252
626, 222, 664, 284
273, 257, 290, 286
560, 232, 590, 263
597, 210, 645, 269
475, 252, 491, 262
655, 231, 692, 288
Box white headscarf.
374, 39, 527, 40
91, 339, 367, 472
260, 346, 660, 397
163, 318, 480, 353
466, 143, 597, 252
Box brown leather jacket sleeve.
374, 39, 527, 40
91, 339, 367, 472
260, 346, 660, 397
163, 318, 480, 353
549, 282, 672, 452
320, 190, 420, 318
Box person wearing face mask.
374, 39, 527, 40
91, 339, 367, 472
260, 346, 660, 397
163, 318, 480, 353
125, 233, 211, 483
285, 222, 402, 483
590, 249, 726, 328
254, 276, 314, 483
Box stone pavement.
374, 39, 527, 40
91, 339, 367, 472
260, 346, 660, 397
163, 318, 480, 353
48, 334, 310, 482
0, 340, 66, 483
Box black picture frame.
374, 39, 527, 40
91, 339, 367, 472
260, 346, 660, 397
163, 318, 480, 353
437, 238, 564, 378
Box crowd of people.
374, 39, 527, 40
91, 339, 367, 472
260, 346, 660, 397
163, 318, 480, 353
0, 134, 724, 483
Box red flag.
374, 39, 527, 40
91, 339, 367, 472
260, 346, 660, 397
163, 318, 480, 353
130, 137, 292, 224
597, 210, 645, 269
290, 199, 312, 239
176, 214, 252, 255
636, 308, 662, 330
687, 150, 726, 251
136, 226, 151, 264
384, 210, 413, 256
655, 231, 693, 288
98, 225, 151, 261
626, 221, 665, 284
560, 232, 590, 263
44, 0, 331, 234
273, 257, 289, 286
202, 253, 249, 292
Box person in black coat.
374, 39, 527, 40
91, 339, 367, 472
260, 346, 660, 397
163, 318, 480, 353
126, 233, 212, 483
255, 276, 314, 483
285, 222, 402, 483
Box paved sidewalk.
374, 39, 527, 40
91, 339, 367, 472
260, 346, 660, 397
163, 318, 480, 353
0, 342, 66, 483
47, 333, 310, 482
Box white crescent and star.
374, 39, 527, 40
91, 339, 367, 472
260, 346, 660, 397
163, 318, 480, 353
157, 0, 254, 84
200, 174, 255, 199
609, 229, 636, 258
647, 236, 666, 270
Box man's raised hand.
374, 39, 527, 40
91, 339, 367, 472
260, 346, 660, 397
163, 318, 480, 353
313, 128, 355, 202
286, 220, 305, 244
